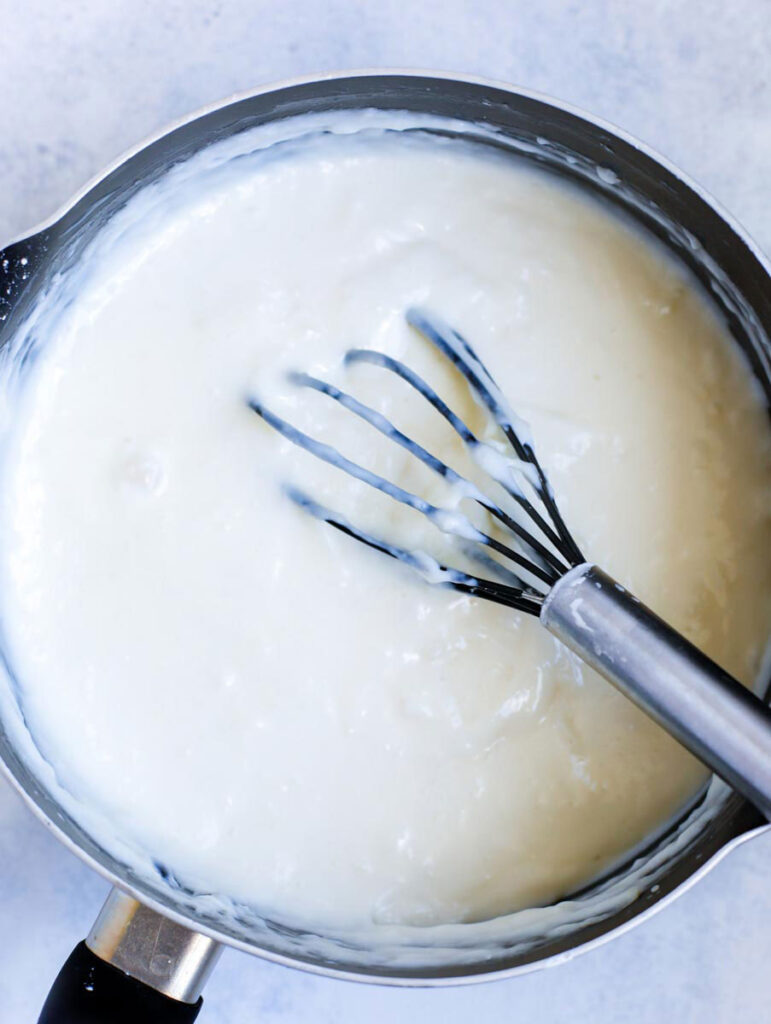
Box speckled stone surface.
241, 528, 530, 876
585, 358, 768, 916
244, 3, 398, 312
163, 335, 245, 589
1, 1, 770, 1020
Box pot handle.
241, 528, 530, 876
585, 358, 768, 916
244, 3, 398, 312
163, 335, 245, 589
37, 889, 222, 1024
37, 941, 203, 1023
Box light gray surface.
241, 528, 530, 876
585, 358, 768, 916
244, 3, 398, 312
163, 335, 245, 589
1, 1, 770, 1020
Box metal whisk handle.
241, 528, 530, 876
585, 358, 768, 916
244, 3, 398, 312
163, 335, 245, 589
542, 563, 771, 820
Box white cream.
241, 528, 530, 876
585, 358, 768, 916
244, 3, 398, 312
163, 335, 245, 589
1, 120, 770, 947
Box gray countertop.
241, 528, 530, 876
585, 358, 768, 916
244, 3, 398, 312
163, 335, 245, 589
1, 1, 770, 1020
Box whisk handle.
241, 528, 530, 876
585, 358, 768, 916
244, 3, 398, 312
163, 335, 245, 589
541, 563, 771, 820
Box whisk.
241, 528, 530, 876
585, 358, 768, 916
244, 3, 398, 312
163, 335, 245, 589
249, 308, 771, 820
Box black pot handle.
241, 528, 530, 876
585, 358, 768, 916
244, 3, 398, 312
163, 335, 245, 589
37, 942, 203, 1023
37, 889, 221, 1023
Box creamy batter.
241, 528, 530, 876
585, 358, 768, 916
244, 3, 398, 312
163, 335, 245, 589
1, 120, 770, 936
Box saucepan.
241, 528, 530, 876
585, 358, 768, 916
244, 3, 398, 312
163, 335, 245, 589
0, 72, 769, 1022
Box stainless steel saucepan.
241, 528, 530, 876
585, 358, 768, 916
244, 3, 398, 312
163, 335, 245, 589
0, 72, 768, 1022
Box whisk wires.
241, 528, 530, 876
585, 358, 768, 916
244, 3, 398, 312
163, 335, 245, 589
248, 308, 584, 616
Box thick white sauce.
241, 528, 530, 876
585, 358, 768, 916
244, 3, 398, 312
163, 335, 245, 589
2, 123, 770, 939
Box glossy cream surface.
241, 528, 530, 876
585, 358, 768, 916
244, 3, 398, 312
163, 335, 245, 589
1, 126, 770, 932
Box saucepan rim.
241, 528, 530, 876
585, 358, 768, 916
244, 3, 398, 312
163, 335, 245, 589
1, 68, 769, 986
